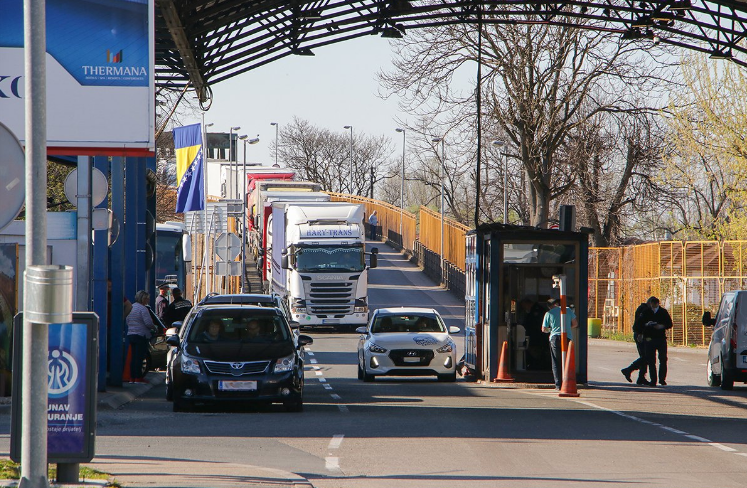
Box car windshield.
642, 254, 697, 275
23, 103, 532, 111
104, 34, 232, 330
187, 309, 290, 344
371, 314, 445, 334
295, 245, 365, 272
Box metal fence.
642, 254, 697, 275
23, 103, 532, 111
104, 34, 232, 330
589, 241, 747, 346
417, 206, 470, 272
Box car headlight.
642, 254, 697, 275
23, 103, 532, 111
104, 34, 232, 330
368, 343, 387, 353
436, 342, 454, 354
180, 356, 201, 374
274, 354, 295, 373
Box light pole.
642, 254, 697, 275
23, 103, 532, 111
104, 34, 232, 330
270, 122, 279, 167
431, 136, 445, 274
202, 120, 214, 296
343, 125, 353, 194
239, 134, 248, 165
241, 136, 260, 293
395, 128, 406, 240
492, 140, 507, 224
228, 126, 240, 199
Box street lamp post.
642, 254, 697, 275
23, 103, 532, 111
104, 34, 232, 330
241, 136, 260, 293
202, 120, 214, 296
492, 140, 507, 224
343, 125, 353, 194
395, 128, 406, 241
228, 126, 241, 199
431, 136, 445, 275
270, 122, 279, 167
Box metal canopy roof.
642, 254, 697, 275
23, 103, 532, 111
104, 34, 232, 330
155, 1, 747, 107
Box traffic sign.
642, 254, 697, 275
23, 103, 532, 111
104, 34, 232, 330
215, 232, 241, 261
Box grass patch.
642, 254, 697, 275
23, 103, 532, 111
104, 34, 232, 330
601, 330, 635, 342
0, 460, 120, 487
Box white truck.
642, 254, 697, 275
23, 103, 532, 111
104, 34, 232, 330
269, 202, 378, 330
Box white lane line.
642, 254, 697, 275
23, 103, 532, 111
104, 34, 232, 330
338, 405, 349, 413
673, 357, 686, 362
319, 377, 327, 383
711, 443, 737, 452
685, 434, 713, 443
310, 359, 318, 364
330, 393, 341, 400
660, 426, 688, 435
323, 384, 333, 390
735, 453, 747, 457
315, 371, 323, 376
597, 366, 612, 371
312, 365, 321, 370
328, 435, 344, 450
325, 457, 340, 471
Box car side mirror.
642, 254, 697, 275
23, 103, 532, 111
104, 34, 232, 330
170, 322, 182, 333
702, 311, 716, 327
448, 326, 461, 334
166, 335, 180, 347
355, 326, 368, 334
298, 335, 313, 347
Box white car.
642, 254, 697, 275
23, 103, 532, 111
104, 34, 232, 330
356, 307, 461, 382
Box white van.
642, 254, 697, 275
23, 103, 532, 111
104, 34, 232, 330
703, 290, 747, 390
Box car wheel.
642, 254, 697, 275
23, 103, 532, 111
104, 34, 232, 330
707, 356, 721, 387
438, 372, 457, 382
721, 356, 734, 390
357, 361, 364, 380
284, 398, 304, 412
142, 353, 152, 377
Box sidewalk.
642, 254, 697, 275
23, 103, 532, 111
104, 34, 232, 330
0, 374, 314, 488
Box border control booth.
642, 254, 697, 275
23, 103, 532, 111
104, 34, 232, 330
465, 224, 589, 385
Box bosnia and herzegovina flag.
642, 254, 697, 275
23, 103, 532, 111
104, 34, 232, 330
173, 123, 204, 213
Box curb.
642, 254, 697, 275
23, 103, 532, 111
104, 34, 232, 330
97, 372, 165, 410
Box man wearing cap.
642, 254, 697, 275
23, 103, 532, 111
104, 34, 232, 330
542, 297, 579, 390
155, 283, 170, 320
163, 288, 193, 327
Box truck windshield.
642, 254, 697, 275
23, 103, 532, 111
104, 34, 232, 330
295, 246, 365, 272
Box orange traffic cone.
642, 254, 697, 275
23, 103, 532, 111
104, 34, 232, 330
559, 340, 580, 397
492, 341, 515, 382
122, 344, 132, 382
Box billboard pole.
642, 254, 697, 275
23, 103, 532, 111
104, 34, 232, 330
21, 0, 50, 486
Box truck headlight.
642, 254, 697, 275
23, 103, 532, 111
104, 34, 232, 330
274, 354, 295, 373
368, 343, 387, 353
354, 305, 368, 313
436, 342, 454, 353
291, 306, 306, 314
180, 356, 201, 374
292, 299, 306, 314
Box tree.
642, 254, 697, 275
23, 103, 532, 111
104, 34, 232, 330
380, 11, 675, 228
276, 117, 395, 196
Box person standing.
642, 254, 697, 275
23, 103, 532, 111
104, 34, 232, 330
635, 296, 673, 387
162, 288, 193, 327
126, 290, 156, 384
621, 300, 652, 385
542, 298, 579, 390
368, 210, 378, 241
155, 283, 170, 320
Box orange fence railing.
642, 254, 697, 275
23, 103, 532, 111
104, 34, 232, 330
418, 206, 470, 272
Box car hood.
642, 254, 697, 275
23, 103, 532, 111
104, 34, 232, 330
368, 332, 452, 349
184, 342, 294, 361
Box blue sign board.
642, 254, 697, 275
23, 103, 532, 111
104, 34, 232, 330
11, 313, 98, 463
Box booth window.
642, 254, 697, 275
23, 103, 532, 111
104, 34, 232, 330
503, 243, 576, 264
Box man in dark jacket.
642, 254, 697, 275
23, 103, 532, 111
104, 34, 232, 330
633, 296, 673, 387
155, 283, 170, 320
621, 300, 653, 385
162, 288, 193, 327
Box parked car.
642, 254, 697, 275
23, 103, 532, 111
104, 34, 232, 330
356, 307, 460, 382
166, 304, 312, 412
703, 290, 747, 390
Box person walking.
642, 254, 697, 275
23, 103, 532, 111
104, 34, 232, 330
125, 290, 157, 384
162, 288, 193, 327
634, 296, 673, 387
155, 283, 170, 320
542, 298, 579, 390
368, 210, 378, 241
621, 300, 652, 385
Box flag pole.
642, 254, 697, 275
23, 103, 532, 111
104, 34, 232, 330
201, 113, 209, 297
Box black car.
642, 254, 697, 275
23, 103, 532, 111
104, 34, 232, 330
197, 293, 292, 323
166, 305, 312, 412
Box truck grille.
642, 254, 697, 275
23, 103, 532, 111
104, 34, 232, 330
307, 281, 354, 315
203, 360, 270, 376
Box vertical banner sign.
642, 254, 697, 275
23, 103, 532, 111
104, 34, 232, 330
0, 0, 155, 155
11, 313, 98, 463
174, 123, 205, 213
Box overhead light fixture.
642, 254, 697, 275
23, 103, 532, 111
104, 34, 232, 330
290, 47, 315, 56
709, 49, 733, 60
381, 27, 404, 38
651, 11, 674, 22
669, 0, 692, 11
631, 16, 652, 29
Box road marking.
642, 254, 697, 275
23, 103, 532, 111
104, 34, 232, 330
310, 359, 318, 364
328, 435, 344, 450
684, 434, 712, 443
660, 426, 687, 435
673, 357, 686, 362
338, 405, 349, 413
735, 453, 747, 457
597, 366, 612, 371
319, 377, 327, 382
711, 443, 737, 452
315, 371, 323, 376
323, 384, 333, 390
325, 456, 340, 471
330, 393, 341, 400
312, 365, 321, 370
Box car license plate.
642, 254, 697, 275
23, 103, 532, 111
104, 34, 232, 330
322, 319, 339, 324
403, 357, 420, 363
218, 381, 257, 391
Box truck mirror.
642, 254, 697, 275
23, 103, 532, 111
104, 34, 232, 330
182, 235, 192, 262
702, 311, 715, 327
370, 253, 378, 269
281, 254, 290, 269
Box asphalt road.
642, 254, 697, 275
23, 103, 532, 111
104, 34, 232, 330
3, 243, 747, 487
